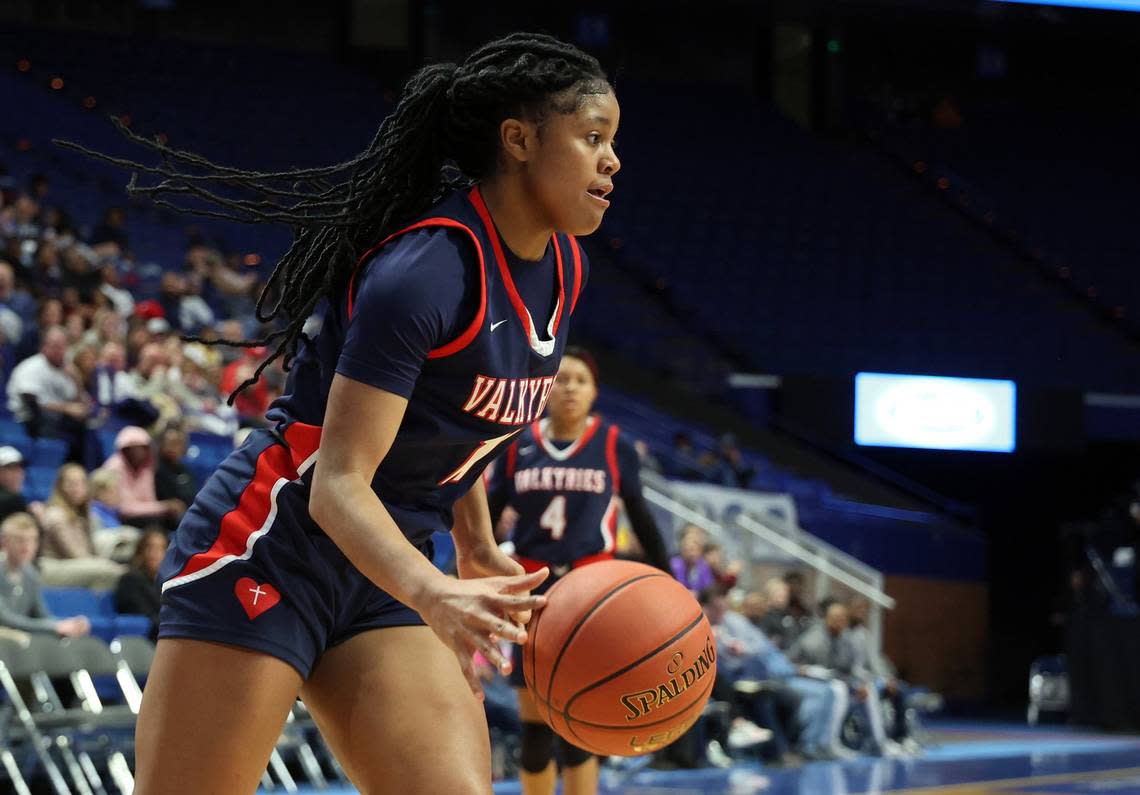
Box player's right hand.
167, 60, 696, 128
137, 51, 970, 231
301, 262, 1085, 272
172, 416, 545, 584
419, 568, 549, 698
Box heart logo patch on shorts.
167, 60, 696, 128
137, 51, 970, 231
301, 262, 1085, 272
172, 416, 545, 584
235, 577, 281, 620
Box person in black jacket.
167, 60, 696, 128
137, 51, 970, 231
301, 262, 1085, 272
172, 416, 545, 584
113, 529, 168, 639
154, 425, 199, 509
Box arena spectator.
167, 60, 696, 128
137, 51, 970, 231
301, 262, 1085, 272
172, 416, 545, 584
87, 466, 140, 561
849, 597, 917, 746
94, 340, 136, 406
28, 237, 62, 298
700, 587, 851, 762
6, 325, 89, 459
9, 194, 41, 241
704, 541, 743, 589
789, 601, 857, 673
784, 570, 812, 621
90, 206, 128, 253
671, 524, 717, 593
788, 601, 895, 756
0, 446, 27, 522
60, 244, 100, 303
83, 307, 126, 349
98, 263, 134, 316
128, 341, 181, 425
155, 425, 199, 507
0, 513, 90, 637
709, 433, 756, 489
27, 173, 50, 203
0, 258, 36, 328
633, 438, 663, 474
179, 271, 216, 334
759, 576, 804, 649
103, 425, 185, 530
113, 529, 168, 639
220, 346, 271, 422
35, 463, 126, 589
157, 272, 188, 332
72, 342, 99, 397
669, 432, 709, 481
741, 590, 768, 627
14, 297, 62, 364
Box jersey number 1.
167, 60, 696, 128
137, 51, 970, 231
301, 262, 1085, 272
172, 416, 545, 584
540, 495, 567, 540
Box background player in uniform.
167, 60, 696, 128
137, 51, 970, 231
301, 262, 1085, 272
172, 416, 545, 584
488, 347, 669, 795
67, 33, 620, 795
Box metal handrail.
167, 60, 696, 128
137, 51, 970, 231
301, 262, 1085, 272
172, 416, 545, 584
734, 514, 895, 610
641, 481, 895, 610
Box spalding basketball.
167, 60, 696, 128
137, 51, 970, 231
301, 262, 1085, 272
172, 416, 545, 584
523, 560, 717, 757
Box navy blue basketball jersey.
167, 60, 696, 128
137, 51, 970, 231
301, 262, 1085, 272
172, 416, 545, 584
492, 415, 636, 567
266, 186, 587, 546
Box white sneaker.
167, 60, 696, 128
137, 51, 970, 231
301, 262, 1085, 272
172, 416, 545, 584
882, 739, 908, 758
728, 718, 774, 749
707, 739, 734, 768
824, 745, 858, 761
902, 737, 925, 755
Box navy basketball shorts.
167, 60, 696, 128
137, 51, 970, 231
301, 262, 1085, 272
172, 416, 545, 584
157, 425, 428, 678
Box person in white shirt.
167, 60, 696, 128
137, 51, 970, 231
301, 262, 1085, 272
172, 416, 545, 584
6, 326, 90, 457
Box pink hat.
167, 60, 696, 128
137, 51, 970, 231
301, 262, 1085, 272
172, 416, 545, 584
114, 425, 152, 450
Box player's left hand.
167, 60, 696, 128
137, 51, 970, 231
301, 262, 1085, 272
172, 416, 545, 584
457, 542, 536, 626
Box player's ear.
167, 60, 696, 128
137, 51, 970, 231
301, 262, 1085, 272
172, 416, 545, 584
500, 118, 536, 164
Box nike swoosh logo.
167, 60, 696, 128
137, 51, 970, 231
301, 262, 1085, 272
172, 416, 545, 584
490, 319, 508, 331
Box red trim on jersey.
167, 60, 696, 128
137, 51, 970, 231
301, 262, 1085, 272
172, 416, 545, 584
345, 213, 489, 360
550, 237, 567, 336
468, 186, 566, 347
505, 442, 518, 479
514, 551, 615, 574
568, 236, 583, 315
170, 423, 321, 584
605, 424, 622, 493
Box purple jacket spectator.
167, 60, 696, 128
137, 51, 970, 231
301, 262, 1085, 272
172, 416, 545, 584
671, 554, 716, 593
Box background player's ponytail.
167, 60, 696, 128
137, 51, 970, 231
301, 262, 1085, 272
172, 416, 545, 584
57, 32, 609, 400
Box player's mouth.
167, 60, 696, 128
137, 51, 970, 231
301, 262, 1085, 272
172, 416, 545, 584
586, 182, 612, 207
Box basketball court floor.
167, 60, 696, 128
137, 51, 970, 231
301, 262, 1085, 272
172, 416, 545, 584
265, 722, 1140, 794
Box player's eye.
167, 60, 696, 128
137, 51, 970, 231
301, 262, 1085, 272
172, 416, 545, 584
587, 133, 601, 145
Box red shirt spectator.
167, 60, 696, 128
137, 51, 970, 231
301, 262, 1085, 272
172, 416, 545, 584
220, 347, 269, 420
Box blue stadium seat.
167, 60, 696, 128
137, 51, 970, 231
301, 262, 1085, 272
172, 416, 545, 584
42, 587, 152, 644
30, 438, 68, 468
22, 465, 56, 502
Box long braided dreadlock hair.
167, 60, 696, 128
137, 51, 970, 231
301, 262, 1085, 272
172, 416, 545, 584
57, 32, 609, 401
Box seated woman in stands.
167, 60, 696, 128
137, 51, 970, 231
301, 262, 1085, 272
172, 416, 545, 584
114, 529, 168, 639
35, 462, 125, 589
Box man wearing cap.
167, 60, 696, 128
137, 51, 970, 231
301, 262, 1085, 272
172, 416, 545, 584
6, 326, 89, 457
0, 446, 27, 522
0, 512, 90, 637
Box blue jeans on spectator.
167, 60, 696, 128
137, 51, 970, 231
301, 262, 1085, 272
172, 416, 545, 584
786, 676, 848, 757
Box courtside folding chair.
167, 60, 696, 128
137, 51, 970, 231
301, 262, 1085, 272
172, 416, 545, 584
110, 635, 300, 792
23, 634, 137, 795
0, 635, 77, 795
59, 636, 142, 793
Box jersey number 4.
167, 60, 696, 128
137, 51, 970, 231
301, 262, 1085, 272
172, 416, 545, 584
539, 495, 568, 540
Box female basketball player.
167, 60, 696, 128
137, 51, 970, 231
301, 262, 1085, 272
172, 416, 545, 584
488, 347, 668, 795
65, 33, 619, 794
